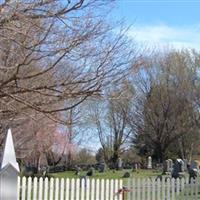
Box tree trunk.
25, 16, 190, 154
112, 145, 120, 169
154, 143, 165, 163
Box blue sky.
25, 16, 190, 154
112, 0, 200, 50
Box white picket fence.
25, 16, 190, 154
127, 177, 200, 200
17, 177, 123, 200
17, 176, 200, 200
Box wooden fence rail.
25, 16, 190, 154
127, 177, 200, 200
17, 176, 200, 200
17, 177, 123, 200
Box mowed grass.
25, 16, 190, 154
50, 169, 162, 200
50, 169, 162, 180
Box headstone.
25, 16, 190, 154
98, 163, 106, 173
75, 166, 81, 175
135, 163, 138, 170
176, 159, 184, 172
132, 163, 138, 172
38, 154, 48, 172
189, 160, 199, 183
171, 160, 180, 178
179, 159, 185, 172
182, 159, 188, 172
123, 171, 131, 178
189, 169, 198, 183
86, 167, 94, 176
168, 159, 173, 172
138, 163, 141, 169
190, 160, 199, 171
171, 159, 185, 178
42, 169, 47, 177
163, 160, 168, 173
117, 158, 123, 170
0, 129, 20, 200
147, 156, 152, 169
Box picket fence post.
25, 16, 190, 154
14, 174, 200, 200
127, 176, 200, 200
16, 176, 123, 200
1, 130, 200, 200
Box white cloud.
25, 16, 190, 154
128, 24, 200, 50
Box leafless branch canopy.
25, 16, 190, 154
0, 0, 135, 125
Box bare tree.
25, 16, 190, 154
90, 81, 135, 168
11, 115, 57, 169
0, 0, 134, 128
132, 50, 200, 162
75, 148, 96, 165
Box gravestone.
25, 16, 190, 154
86, 167, 94, 176
190, 160, 199, 171
171, 159, 185, 178
132, 163, 138, 172
117, 158, 123, 170
75, 166, 81, 175
189, 168, 198, 183
163, 160, 169, 173
138, 163, 141, 169
168, 159, 173, 172
189, 160, 199, 183
171, 160, 180, 178
183, 159, 188, 171
135, 163, 138, 170
177, 159, 185, 172
174, 159, 184, 172
123, 171, 131, 178
147, 156, 152, 169
98, 163, 106, 173
0, 129, 20, 200
163, 159, 173, 174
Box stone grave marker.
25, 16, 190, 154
135, 163, 138, 170
168, 159, 173, 172
147, 156, 152, 169
75, 165, 81, 175
183, 159, 188, 171
179, 159, 185, 172
123, 171, 131, 178
190, 160, 199, 171
98, 162, 106, 173
132, 163, 138, 172
172, 159, 186, 178
86, 167, 94, 176
171, 159, 181, 178
117, 158, 123, 170
163, 160, 169, 173
163, 159, 173, 174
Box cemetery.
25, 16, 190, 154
1, 0, 200, 200
1, 130, 200, 199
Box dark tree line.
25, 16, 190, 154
132, 50, 200, 162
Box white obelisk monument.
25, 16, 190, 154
0, 129, 20, 200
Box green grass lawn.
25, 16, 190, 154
48, 169, 173, 200
50, 169, 162, 180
